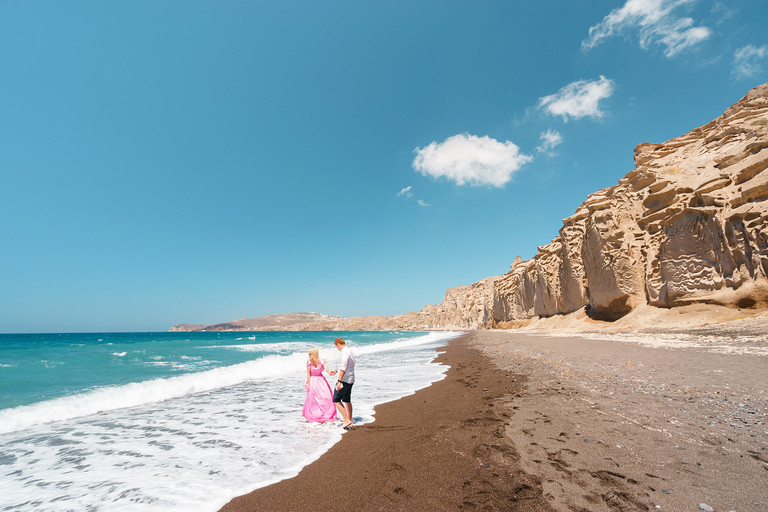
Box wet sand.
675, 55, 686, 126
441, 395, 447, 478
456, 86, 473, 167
220, 329, 768, 512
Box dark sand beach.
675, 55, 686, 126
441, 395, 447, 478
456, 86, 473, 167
220, 328, 768, 512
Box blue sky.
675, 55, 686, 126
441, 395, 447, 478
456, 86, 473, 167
2, 0, 767, 332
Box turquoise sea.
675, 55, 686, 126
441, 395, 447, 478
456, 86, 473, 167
0, 330, 461, 511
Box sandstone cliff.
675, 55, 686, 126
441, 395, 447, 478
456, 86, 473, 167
416, 82, 768, 328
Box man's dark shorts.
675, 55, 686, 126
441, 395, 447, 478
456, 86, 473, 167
333, 382, 353, 403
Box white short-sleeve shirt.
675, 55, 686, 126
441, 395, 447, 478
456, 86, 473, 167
338, 346, 355, 384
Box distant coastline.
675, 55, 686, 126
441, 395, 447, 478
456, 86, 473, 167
168, 311, 421, 332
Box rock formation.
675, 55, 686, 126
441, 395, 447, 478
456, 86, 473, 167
416, 82, 768, 327
408, 276, 499, 329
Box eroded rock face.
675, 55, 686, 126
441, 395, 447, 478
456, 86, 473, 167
405, 276, 500, 329
418, 82, 768, 326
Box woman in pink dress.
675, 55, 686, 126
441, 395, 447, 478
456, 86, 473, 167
302, 347, 337, 423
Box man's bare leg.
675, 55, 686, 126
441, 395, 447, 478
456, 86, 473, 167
336, 402, 351, 427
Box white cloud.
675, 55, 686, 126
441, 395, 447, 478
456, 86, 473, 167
582, 0, 710, 57
733, 44, 768, 79
412, 134, 532, 188
536, 129, 564, 154
397, 186, 413, 198
417, 200, 431, 207
539, 77, 615, 121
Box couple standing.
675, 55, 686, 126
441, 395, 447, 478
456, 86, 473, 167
302, 338, 355, 430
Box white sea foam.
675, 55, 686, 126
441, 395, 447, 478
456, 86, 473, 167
0, 352, 307, 435
0, 379, 340, 512
218, 341, 309, 353
112, 351, 127, 356
353, 330, 461, 356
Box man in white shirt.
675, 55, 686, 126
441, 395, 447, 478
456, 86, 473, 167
330, 337, 355, 430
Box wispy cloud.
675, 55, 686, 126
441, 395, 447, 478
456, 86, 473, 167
582, 0, 710, 57
412, 134, 532, 188
536, 129, 564, 155
397, 186, 413, 198
711, 2, 737, 24
732, 44, 768, 80
539, 77, 615, 121
417, 200, 431, 207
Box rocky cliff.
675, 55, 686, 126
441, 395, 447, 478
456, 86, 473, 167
414, 82, 768, 328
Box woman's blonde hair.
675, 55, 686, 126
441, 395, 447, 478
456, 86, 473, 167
308, 347, 320, 366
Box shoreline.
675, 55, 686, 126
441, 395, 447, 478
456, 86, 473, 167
219, 332, 555, 511
219, 330, 768, 512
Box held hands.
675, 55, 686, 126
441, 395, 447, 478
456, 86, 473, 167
329, 370, 337, 376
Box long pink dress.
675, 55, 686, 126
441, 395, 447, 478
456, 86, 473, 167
302, 359, 337, 422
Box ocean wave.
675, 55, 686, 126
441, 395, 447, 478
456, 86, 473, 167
0, 331, 463, 435
218, 341, 311, 354
0, 352, 306, 435
352, 331, 463, 356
